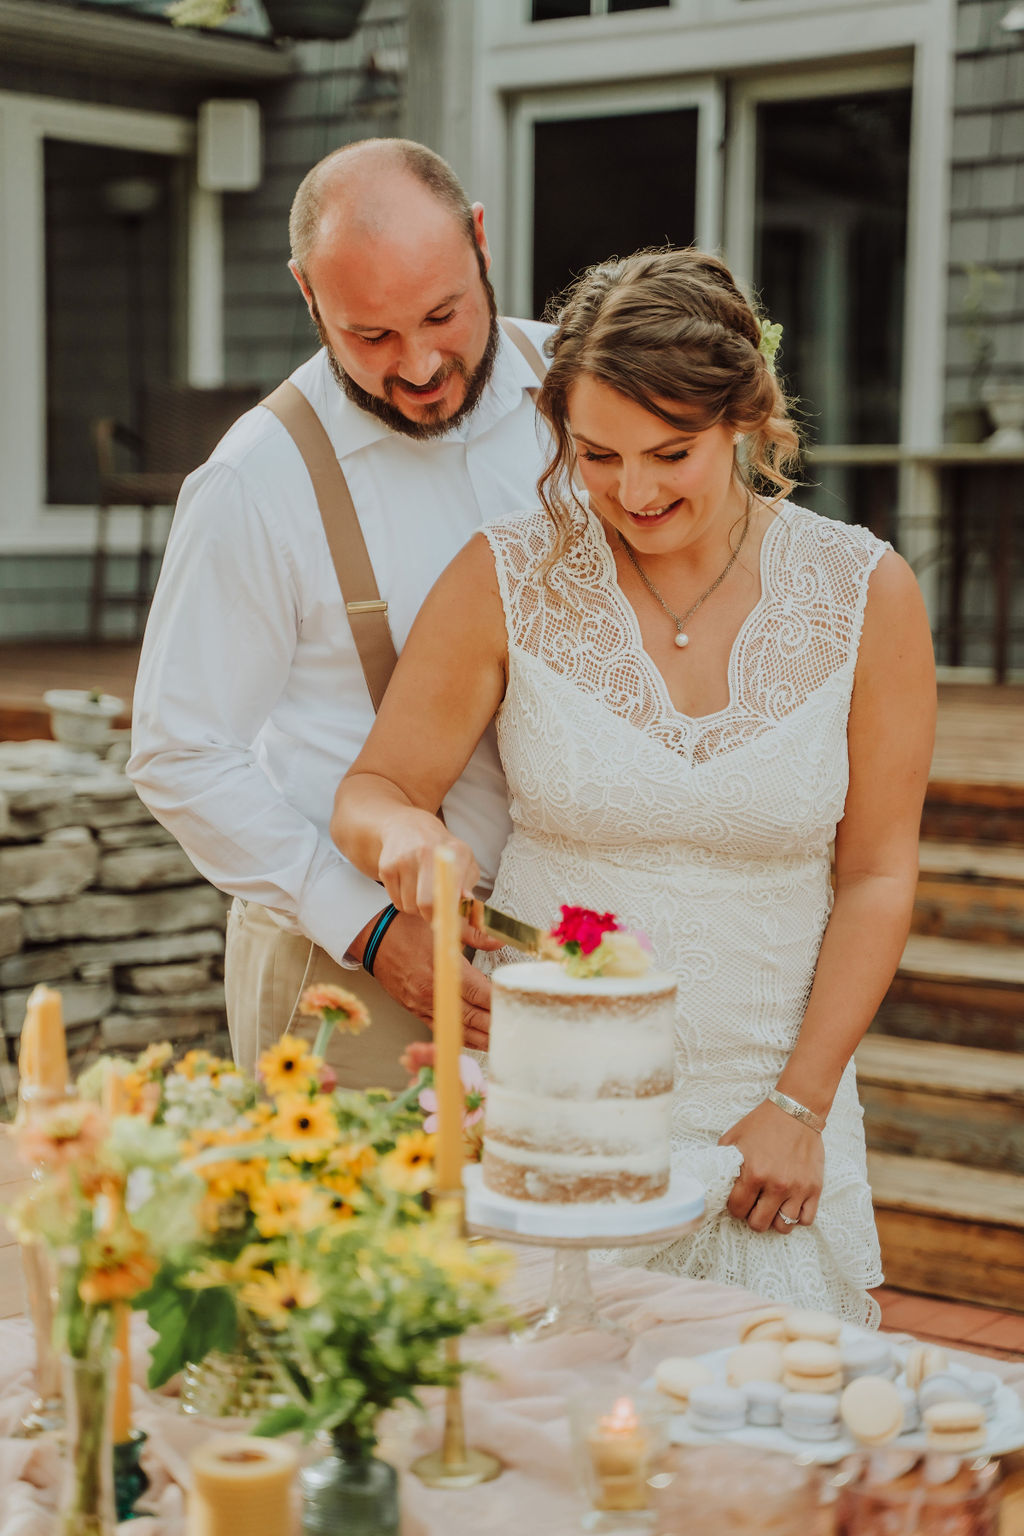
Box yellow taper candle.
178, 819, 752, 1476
19, 985, 68, 1095
103, 1065, 133, 1443
187, 1436, 298, 1536
432, 846, 463, 1193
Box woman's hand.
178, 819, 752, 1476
376, 813, 498, 948
718, 1100, 825, 1234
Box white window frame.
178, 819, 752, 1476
508, 78, 724, 318
0, 90, 222, 554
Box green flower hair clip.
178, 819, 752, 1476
757, 317, 783, 375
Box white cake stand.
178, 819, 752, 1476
463, 1166, 705, 1343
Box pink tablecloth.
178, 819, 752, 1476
2, 1252, 1022, 1536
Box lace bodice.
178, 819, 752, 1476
481, 503, 888, 1324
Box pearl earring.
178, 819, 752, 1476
732, 432, 742, 446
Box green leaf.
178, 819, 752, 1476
146, 1287, 237, 1387
253, 1404, 308, 1438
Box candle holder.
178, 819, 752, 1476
114, 1431, 151, 1521
410, 1188, 502, 1490
568, 1385, 670, 1532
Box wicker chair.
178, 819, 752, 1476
89, 382, 262, 640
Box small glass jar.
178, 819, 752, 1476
834, 1449, 1002, 1536
646, 1443, 821, 1534
569, 1386, 671, 1531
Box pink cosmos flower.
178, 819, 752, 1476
419, 1055, 487, 1133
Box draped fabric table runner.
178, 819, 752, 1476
2, 1250, 1021, 1535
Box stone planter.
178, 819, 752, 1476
982, 383, 1024, 450
42, 692, 125, 756
262, 0, 368, 39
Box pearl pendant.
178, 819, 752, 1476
674, 631, 690, 649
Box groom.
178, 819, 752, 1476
128, 138, 550, 1087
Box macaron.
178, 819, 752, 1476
918, 1372, 980, 1413
739, 1307, 789, 1344
840, 1376, 905, 1446
780, 1390, 841, 1442
687, 1383, 747, 1435
841, 1335, 895, 1383
726, 1341, 785, 1387
784, 1309, 842, 1345
654, 1356, 716, 1407
743, 1380, 785, 1427
898, 1382, 920, 1434
923, 1400, 986, 1454
964, 1370, 1001, 1419
781, 1340, 844, 1394
903, 1343, 948, 1390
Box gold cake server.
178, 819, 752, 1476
459, 897, 544, 955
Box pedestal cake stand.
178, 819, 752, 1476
463, 1166, 705, 1343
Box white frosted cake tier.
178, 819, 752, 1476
482, 959, 677, 1206
464, 1164, 705, 1242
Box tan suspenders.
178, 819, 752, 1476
260, 320, 547, 712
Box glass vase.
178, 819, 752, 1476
59, 1352, 116, 1536
300, 1431, 400, 1536
180, 1320, 285, 1418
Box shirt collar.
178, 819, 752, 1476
311, 323, 542, 460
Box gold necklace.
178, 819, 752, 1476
617, 509, 752, 649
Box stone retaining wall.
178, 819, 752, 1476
0, 741, 230, 1083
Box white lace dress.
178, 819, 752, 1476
480, 501, 887, 1327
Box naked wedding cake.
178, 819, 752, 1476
481, 909, 677, 1204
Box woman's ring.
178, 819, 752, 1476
778, 1212, 798, 1226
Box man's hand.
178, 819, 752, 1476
719, 1099, 824, 1233
353, 909, 493, 1051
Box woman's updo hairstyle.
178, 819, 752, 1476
536, 247, 801, 564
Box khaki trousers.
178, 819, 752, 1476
223, 898, 431, 1092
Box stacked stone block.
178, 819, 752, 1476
0, 742, 230, 1082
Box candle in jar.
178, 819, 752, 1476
187, 1436, 298, 1536
586, 1397, 650, 1512
19, 985, 68, 1095
432, 845, 463, 1193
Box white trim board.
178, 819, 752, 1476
0, 91, 220, 556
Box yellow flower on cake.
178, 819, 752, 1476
297, 983, 370, 1035
258, 1036, 322, 1097
269, 1095, 338, 1154
241, 1262, 322, 1326
379, 1130, 436, 1195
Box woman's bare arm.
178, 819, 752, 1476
331, 531, 509, 915
721, 549, 937, 1234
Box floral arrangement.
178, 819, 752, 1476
542, 905, 652, 979
13, 985, 506, 1454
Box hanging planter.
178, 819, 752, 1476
261, 0, 370, 39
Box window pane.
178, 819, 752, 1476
531, 1, 591, 19
532, 108, 698, 319
45, 139, 178, 505
608, 0, 671, 10
754, 90, 911, 450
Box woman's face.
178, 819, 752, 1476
567, 374, 744, 555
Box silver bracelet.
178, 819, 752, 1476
766, 1087, 826, 1134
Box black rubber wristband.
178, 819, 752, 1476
362, 904, 399, 976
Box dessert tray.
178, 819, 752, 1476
650, 1330, 1024, 1465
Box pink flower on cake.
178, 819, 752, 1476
418, 1055, 486, 1133
545, 906, 653, 978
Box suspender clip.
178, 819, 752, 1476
346, 599, 389, 615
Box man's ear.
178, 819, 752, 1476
289, 258, 316, 315
471, 203, 492, 274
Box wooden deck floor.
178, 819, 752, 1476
1, 644, 1022, 787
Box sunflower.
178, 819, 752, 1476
269, 1095, 338, 1154
327, 1140, 377, 1181
379, 1130, 436, 1195
176, 1049, 232, 1081
257, 1036, 321, 1097
240, 1263, 322, 1326
252, 1179, 328, 1238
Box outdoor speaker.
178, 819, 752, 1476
198, 99, 262, 192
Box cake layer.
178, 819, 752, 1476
485, 1083, 673, 1157
482, 1147, 669, 1204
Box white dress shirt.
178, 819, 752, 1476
127, 321, 551, 965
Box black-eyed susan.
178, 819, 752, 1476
258, 1035, 322, 1097
269, 1095, 338, 1154
379, 1130, 436, 1196
252, 1179, 328, 1238
240, 1263, 322, 1326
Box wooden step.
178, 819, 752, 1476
921, 779, 1024, 846
874, 934, 1024, 1054
912, 839, 1024, 945
869, 1151, 1024, 1311
856, 1035, 1024, 1173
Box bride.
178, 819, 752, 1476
331, 247, 936, 1324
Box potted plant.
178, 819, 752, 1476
43, 690, 125, 755
166, 0, 370, 39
